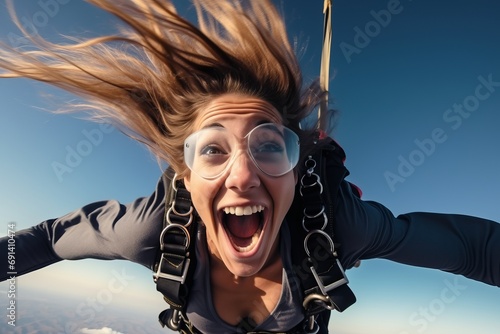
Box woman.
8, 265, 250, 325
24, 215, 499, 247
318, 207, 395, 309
1, 0, 499, 333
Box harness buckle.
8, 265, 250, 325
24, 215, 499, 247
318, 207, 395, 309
153, 254, 191, 284
310, 258, 348, 296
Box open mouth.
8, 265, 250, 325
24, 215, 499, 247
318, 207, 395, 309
221, 205, 265, 253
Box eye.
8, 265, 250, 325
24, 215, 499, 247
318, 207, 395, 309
254, 141, 284, 154
200, 145, 226, 156
251, 141, 286, 164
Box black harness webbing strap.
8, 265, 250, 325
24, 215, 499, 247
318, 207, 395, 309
154, 168, 197, 326
287, 138, 356, 316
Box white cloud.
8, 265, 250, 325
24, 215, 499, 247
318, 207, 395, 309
80, 327, 124, 334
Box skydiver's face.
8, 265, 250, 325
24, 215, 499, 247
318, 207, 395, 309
184, 94, 297, 277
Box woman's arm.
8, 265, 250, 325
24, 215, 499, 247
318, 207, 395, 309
335, 180, 500, 287
1, 176, 167, 281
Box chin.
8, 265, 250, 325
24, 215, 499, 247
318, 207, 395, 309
229, 263, 263, 278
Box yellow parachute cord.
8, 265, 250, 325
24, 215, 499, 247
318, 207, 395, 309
318, 0, 333, 132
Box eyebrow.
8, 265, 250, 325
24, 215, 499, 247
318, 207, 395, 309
268, 124, 285, 140
256, 120, 274, 126
201, 119, 275, 130
201, 122, 224, 130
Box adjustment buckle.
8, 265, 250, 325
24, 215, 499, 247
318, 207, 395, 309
153, 254, 190, 284
309, 258, 348, 296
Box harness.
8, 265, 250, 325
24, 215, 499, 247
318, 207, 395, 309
153, 137, 357, 333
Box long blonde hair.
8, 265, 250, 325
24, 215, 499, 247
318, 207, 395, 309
0, 0, 323, 176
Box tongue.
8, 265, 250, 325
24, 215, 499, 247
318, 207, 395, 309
226, 214, 260, 239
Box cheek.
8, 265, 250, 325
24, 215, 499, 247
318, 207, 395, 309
270, 174, 296, 215
185, 176, 222, 225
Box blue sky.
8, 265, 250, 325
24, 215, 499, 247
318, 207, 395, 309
1, 0, 500, 333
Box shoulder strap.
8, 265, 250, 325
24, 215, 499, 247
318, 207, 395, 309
286, 137, 356, 324
154, 168, 198, 332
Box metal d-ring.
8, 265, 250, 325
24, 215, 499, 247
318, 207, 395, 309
302, 211, 328, 232
166, 205, 194, 227
304, 156, 317, 176
159, 224, 191, 251
303, 293, 335, 312
171, 173, 180, 191
170, 200, 194, 217
300, 172, 324, 196
303, 204, 325, 219
303, 229, 335, 258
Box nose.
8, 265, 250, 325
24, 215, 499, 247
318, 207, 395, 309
224, 151, 260, 192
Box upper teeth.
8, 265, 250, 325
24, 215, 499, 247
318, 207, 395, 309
223, 205, 264, 216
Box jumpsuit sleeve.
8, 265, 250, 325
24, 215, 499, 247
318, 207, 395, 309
335, 180, 500, 287
1, 176, 166, 282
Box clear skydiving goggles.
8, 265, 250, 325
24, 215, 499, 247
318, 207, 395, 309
184, 123, 300, 179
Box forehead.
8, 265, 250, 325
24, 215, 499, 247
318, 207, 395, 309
193, 94, 282, 130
